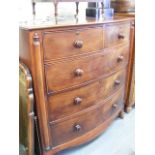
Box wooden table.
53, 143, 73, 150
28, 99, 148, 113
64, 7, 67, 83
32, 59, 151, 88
31, 0, 106, 15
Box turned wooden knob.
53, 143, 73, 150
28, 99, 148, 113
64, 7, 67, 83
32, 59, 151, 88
74, 40, 83, 48
117, 55, 124, 62
115, 80, 121, 85
74, 124, 81, 132
74, 97, 82, 105
74, 68, 84, 77
112, 104, 118, 108
118, 34, 125, 39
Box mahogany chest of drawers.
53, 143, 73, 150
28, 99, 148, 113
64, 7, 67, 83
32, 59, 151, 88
19, 16, 133, 155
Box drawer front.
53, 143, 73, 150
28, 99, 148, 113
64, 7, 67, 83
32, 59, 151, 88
50, 88, 123, 146
45, 44, 129, 94
48, 69, 126, 121
105, 22, 130, 47
43, 27, 104, 61
99, 88, 124, 116
50, 107, 101, 146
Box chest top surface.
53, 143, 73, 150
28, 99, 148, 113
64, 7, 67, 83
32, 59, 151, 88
19, 15, 133, 30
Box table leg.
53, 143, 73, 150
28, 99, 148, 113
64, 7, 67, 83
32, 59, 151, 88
101, 2, 104, 14
75, 2, 79, 16
54, 2, 58, 17
32, 2, 36, 15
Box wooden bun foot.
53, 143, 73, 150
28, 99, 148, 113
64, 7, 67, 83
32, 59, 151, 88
119, 110, 125, 119
125, 106, 132, 113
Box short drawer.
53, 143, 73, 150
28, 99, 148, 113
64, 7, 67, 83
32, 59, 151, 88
48, 69, 126, 121
45, 44, 129, 93
43, 27, 104, 61
50, 88, 123, 146
99, 88, 124, 117
105, 22, 130, 47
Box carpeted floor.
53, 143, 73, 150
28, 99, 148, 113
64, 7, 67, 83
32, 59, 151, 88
56, 109, 135, 155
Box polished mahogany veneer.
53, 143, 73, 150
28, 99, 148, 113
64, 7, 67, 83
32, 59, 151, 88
105, 22, 130, 47
45, 44, 129, 94
43, 27, 104, 61
50, 88, 124, 146
48, 69, 126, 121
19, 16, 133, 155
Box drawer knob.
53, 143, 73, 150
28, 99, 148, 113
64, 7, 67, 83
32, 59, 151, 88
112, 104, 118, 108
74, 68, 84, 77
118, 34, 125, 39
115, 80, 121, 85
74, 124, 81, 132
117, 56, 124, 62
74, 97, 82, 105
74, 40, 83, 48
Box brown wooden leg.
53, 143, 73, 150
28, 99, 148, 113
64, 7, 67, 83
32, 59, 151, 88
119, 110, 125, 119
54, 2, 58, 17
32, 2, 36, 15
125, 106, 133, 113
75, 2, 79, 16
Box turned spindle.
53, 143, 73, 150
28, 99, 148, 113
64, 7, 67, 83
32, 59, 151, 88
54, 2, 58, 17
75, 2, 79, 16
101, 2, 104, 14
32, 2, 36, 15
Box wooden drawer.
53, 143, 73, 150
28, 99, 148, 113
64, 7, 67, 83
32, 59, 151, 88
43, 27, 104, 61
50, 107, 101, 146
99, 88, 124, 116
50, 88, 123, 146
45, 44, 129, 94
105, 22, 130, 47
48, 69, 126, 121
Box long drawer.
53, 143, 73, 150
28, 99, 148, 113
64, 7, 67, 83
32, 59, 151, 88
43, 27, 104, 61
47, 69, 126, 121
50, 89, 124, 146
45, 44, 129, 94
105, 22, 130, 47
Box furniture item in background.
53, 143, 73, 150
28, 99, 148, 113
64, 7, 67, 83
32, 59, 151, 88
86, 1, 114, 19
103, 7, 114, 19
19, 63, 35, 155
115, 13, 135, 112
86, 2, 101, 18
111, 0, 135, 13
32, 0, 104, 16
125, 16, 135, 112
103, 0, 114, 19
19, 15, 133, 155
